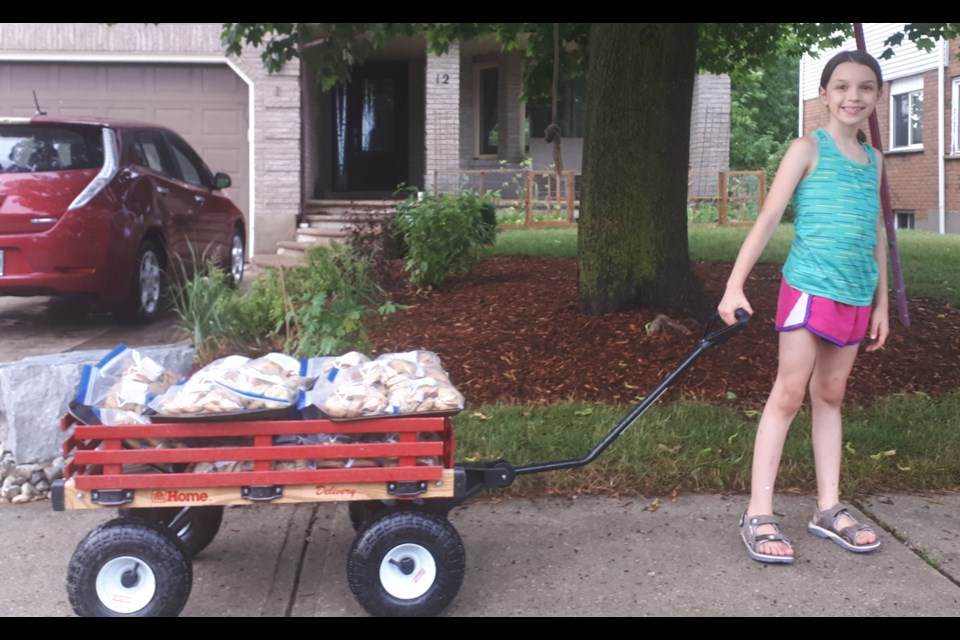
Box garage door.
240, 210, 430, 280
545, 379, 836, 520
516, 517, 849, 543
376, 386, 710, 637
0, 61, 249, 219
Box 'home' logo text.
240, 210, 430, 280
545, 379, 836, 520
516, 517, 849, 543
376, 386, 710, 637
151, 490, 210, 503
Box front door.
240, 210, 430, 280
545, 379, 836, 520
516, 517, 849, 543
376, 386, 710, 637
332, 62, 409, 193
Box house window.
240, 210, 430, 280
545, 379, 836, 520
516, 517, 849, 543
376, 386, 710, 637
895, 210, 915, 230
952, 77, 960, 155
890, 76, 924, 149
527, 76, 587, 142
476, 64, 499, 157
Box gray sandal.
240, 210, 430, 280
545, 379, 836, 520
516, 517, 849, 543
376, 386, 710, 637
808, 503, 881, 553
739, 510, 795, 564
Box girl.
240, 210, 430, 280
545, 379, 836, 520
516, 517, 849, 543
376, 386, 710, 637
718, 50, 890, 564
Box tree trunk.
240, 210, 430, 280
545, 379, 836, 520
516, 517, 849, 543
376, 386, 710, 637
578, 23, 710, 319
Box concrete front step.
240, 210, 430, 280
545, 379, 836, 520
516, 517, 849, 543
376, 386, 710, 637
256, 202, 399, 272
304, 199, 400, 216
250, 253, 305, 270
301, 213, 394, 232
275, 240, 348, 258
294, 228, 343, 245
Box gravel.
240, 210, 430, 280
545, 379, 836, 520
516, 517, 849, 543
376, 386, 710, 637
0, 449, 62, 505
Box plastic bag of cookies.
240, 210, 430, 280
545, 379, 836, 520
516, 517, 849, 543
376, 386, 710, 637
75, 344, 183, 419
301, 349, 464, 419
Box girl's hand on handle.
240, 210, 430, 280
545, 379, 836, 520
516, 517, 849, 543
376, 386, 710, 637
865, 305, 889, 352
718, 289, 753, 326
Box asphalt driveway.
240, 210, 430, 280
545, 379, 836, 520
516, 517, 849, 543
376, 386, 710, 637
0, 295, 187, 363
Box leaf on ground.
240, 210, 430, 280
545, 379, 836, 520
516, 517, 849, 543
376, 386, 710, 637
657, 443, 681, 454
470, 412, 491, 420
869, 449, 897, 460
845, 441, 857, 455
725, 391, 738, 400
573, 407, 594, 416
896, 464, 911, 472
643, 498, 661, 512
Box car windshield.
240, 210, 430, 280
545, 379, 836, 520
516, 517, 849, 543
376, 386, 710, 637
0, 124, 104, 173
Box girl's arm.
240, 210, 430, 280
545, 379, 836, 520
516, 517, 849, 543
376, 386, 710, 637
717, 136, 816, 325
866, 153, 890, 352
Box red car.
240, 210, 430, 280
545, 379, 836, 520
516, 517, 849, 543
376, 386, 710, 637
0, 115, 246, 323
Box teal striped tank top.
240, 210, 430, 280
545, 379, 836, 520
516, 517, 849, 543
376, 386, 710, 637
782, 128, 880, 306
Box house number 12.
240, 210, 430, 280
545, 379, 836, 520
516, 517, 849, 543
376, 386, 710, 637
435, 73, 450, 84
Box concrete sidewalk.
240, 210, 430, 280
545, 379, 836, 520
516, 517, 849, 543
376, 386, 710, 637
1, 492, 958, 617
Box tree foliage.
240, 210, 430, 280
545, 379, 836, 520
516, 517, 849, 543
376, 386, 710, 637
212, 22, 958, 316
218, 22, 960, 85
729, 55, 799, 177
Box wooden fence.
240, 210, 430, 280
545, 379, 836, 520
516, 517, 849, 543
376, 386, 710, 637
432, 169, 578, 227
688, 170, 767, 225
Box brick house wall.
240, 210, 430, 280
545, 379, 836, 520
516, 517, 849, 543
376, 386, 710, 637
426, 43, 461, 193
689, 74, 731, 197
458, 52, 730, 199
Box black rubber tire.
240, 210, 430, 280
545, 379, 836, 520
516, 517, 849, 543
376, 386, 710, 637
117, 506, 224, 557
347, 510, 465, 617
66, 518, 192, 617
347, 500, 453, 533
115, 239, 165, 324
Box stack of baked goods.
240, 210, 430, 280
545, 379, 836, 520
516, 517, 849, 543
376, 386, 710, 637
149, 353, 309, 417
304, 349, 465, 420
76, 345, 182, 423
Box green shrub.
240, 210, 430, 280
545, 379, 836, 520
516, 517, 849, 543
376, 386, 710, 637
168, 262, 237, 364
395, 190, 498, 288
687, 202, 719, 224
477, 199, 498, 246
168, 244, 402, 363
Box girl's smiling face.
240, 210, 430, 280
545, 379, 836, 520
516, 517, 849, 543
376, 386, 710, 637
819, 62, 882, 127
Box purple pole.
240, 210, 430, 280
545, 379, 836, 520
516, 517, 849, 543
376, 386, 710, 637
854, 23, 910, 328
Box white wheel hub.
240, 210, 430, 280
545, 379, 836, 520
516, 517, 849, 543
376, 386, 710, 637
139, 251, 161, 313
95, 556, 157, 614
379, 543, 437, 600
230, 234, 244, 283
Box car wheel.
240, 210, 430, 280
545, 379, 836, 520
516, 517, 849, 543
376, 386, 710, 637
228, 227, 245, 287
115, 240, 165, 324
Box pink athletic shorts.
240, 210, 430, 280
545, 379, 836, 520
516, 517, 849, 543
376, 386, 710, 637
775, 278, 872, 346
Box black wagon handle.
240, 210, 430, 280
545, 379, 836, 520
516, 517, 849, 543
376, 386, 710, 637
501, 306, 752, 479
449, 306, 754, 506
700, 307, 751, 349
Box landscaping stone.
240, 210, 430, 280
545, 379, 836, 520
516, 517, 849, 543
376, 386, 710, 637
0, 344, 194, 464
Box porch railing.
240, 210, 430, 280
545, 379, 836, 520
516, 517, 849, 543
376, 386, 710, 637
432, 169, 578, 227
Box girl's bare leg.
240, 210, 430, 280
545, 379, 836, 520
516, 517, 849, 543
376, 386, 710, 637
808, 340, 877, 545
746, 328, 819, 558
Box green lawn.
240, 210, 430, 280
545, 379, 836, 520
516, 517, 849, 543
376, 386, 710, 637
468, 223, 960, 496
488, 224, 960, 307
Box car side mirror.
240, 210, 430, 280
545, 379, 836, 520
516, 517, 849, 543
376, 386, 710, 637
214, 172, 232, 190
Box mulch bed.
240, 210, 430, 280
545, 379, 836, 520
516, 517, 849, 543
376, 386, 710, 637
368, 256, 960, 410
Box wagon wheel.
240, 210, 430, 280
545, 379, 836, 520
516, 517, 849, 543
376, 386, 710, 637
118, 506, 224, 557
347, 510, 465, 617
66, 518, 192, 617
